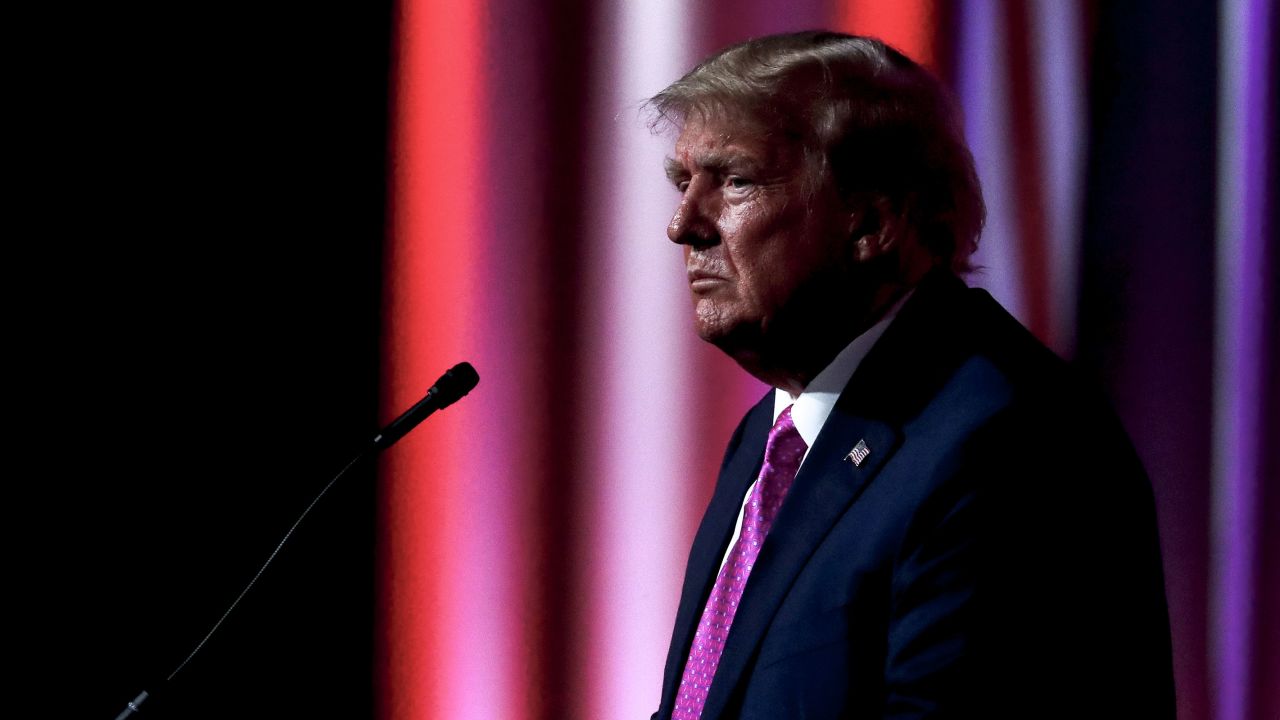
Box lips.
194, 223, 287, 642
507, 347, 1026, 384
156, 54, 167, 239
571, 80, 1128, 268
687, 268, 729, 292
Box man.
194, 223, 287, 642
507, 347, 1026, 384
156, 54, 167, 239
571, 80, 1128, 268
650, 32, 1174, 719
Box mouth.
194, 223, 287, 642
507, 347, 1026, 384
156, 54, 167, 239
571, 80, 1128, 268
687, 269, 728, 292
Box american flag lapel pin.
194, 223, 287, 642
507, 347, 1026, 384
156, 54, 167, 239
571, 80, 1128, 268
845, 439, 871, 467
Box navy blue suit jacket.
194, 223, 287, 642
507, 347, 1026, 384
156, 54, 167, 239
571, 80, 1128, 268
654, 272, 1174, 719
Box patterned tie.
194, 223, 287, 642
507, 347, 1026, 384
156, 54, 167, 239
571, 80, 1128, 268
672, 405, 807, 720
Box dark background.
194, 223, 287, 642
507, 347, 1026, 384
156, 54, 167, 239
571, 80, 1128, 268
28, 4, 393, 718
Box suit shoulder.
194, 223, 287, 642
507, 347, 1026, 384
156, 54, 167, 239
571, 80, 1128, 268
960, 288, 1119, 418
962, 288, 1067, 386
958, 286, 1149, 481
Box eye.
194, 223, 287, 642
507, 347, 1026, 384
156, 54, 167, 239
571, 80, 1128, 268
676, 180, 690, 193
727, 176, 754, 191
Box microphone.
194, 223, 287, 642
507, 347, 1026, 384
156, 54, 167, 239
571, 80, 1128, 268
112, 362, 478, 719
372, 361, 479, 449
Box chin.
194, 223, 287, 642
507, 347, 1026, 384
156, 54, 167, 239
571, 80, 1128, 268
694, 320, 731, 347
694, 301, 742, 344
694, 305, 798, 388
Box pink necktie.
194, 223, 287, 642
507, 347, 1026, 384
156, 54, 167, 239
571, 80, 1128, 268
672, 405, 807, 720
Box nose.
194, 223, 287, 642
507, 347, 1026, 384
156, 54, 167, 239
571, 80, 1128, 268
667, 180, 718, 248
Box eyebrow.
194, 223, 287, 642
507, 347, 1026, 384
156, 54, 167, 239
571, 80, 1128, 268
663, 151, 764, 184
664, 157, 685, 183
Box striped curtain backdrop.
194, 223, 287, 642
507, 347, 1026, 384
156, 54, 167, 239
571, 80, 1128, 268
379, 2, 1277, 719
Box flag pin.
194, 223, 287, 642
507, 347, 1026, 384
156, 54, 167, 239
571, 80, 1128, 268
845, 439, 871, 467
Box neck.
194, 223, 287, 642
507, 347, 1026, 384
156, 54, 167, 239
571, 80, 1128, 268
733, 281, 911, 395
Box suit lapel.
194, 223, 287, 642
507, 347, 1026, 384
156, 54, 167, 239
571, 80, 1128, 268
700, 404, 900, 719
659, 395, 773, 717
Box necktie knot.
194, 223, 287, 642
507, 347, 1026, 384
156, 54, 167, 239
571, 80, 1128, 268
753, 405, 806, 530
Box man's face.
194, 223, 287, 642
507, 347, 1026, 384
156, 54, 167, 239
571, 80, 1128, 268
666, 112, 852, 356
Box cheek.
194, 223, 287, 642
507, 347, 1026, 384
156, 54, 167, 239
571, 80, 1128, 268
738, 250, 797, 314
722, 206, 797, 299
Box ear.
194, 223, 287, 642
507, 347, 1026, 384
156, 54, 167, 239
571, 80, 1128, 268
849, 195, 904, 263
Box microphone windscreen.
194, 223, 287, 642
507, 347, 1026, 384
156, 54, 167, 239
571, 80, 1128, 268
431, 362, 479, 408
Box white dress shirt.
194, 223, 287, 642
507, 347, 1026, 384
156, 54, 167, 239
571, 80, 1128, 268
716, 292, 912, 572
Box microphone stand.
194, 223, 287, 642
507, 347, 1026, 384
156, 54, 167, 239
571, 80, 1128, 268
112, 362, 478, 719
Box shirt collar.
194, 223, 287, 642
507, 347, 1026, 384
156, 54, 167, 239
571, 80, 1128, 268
772, 290, 913, 449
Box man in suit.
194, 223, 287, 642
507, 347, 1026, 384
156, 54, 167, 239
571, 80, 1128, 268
650, 32, 1174, 719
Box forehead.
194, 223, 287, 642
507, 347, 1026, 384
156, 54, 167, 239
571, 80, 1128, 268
670, 111, 794, 168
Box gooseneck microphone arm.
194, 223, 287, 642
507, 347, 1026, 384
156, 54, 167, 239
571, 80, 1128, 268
112, 362, 479, 720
